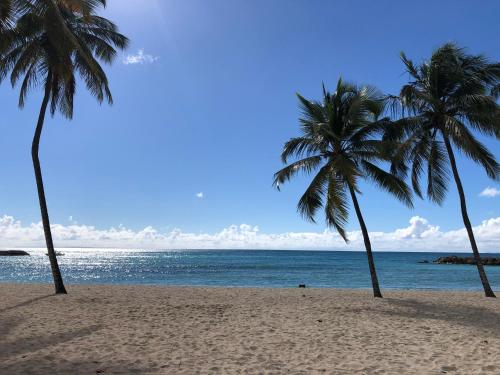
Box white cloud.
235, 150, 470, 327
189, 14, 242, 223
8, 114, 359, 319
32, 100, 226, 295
394, 216, 440, 239
479, 187, 500, 198
196, 192, 204, 199
1, 214, 500, 252
123, 49, 159, 65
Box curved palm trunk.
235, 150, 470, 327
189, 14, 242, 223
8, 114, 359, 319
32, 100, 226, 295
348, 184, 383, 298
33, 75, 67, 295
443, 136, 495, 298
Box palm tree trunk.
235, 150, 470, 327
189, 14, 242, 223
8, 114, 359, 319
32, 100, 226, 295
32, 74, 67, 295
348, 183, 383, 298
443, 136, 495, 298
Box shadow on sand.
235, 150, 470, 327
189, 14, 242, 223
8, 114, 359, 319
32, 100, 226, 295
0, 292, 156, 374
0, 294, 54, 314
0, 356, 155, 375
379, 297, 500, 335
0, 317, 154, 374
0, 323, 103, 357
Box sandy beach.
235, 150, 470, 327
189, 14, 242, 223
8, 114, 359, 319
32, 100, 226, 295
0, 284, 499, 374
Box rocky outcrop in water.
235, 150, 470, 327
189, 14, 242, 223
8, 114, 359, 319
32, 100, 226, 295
433, 256, 500, 266
0, 250, 30, 256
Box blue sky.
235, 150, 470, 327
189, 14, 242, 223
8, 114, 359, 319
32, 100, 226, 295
0, 0, 499, 249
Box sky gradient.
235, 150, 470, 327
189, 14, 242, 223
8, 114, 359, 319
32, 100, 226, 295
0, 0, 499, 250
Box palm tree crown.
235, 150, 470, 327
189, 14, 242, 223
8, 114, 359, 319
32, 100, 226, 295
274, 79, 413, 241
0, 0, 129, 116
387, 43, 500, 202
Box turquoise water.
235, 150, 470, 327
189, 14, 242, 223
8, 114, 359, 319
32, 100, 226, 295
1, 250, 500, 291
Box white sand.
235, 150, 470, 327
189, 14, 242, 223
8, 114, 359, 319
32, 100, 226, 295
1, 284, 499, 374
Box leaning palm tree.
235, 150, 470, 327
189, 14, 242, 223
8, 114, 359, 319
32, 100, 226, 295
274, 79, 413, 298
0, 0, 128, 294
386, 43, 500, 297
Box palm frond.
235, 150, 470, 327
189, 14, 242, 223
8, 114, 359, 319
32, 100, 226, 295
426, 140, 449, 204
445, 117, 500, 179
400, 51, 419, 80
325, 175, 349, 241
409, 136, 431, 199
331, 155, 360, 189
280, 136, 323, 163
297, 164, 331, 223
362, 160, 413, 207
296, 93, 325, 127
273, 156, 323, 190
453, 94, 500, 139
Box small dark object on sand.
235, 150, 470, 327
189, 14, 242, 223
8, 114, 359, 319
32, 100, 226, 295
298, 284, 306, 288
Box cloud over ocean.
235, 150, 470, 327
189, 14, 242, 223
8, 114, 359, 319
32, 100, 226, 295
1, 214, 500, 252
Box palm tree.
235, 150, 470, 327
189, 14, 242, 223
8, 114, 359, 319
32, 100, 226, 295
274, 79, 413, 298
0, 0, 128, 294
386, 43, 500, 297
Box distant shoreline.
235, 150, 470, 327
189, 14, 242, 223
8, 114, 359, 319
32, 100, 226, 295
2, 247, 500, 254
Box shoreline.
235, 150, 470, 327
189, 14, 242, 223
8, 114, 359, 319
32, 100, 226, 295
1, 284, 499, 374
2, 281, 499, 293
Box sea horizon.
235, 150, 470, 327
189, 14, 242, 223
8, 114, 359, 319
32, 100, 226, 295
3, 247, 500, 253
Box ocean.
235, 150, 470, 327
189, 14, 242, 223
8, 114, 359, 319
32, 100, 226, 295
1, 249, 500, 291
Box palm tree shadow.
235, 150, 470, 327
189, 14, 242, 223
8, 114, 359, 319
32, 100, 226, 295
380, 298, 500, 335
0, 318, 152, 374
0, 315, 22, 341
0, 294, 103, 360
0, 323, 103, 359
0, 294, 54, 314
0, 356, 154, 375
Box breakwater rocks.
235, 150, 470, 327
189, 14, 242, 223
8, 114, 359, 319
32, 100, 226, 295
0, 250, 30, 256
433, 256, 500, 266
